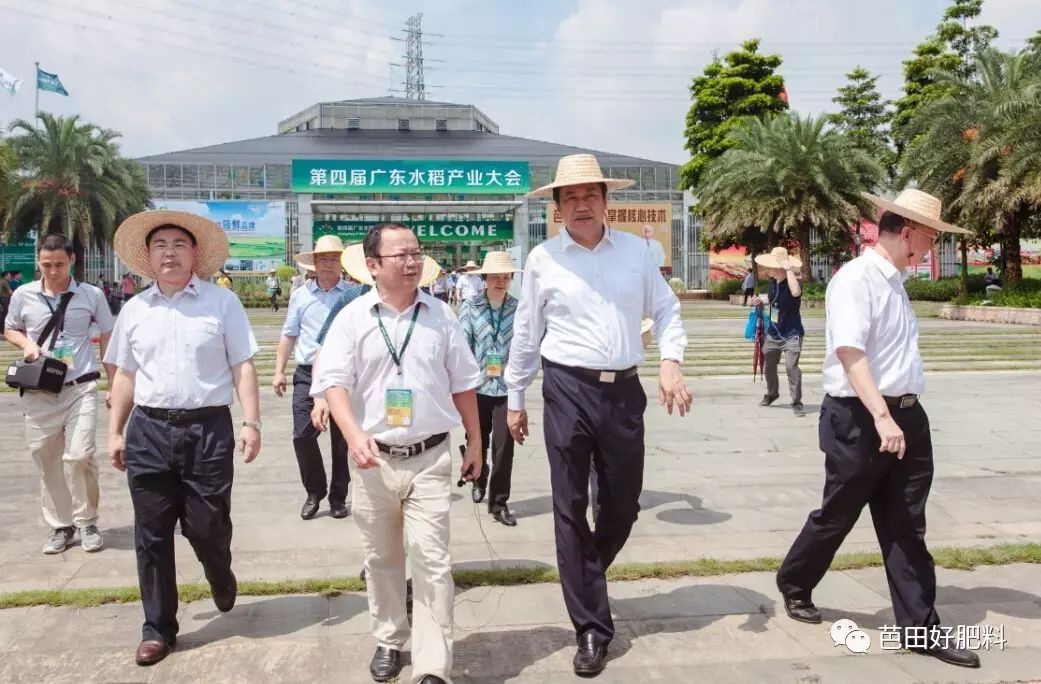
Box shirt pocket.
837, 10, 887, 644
182, 318, 223, 365
612, 267, 644, 315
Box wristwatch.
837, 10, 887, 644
242, 420, 262, 430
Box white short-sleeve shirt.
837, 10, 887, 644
104, 276, 259, 408
822, 248, 925, 397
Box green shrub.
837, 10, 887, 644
709, 278, 744, 299
977, 279, 1041, 309
276, 265, 297, 282
668, 277, 687, 294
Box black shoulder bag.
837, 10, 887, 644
5, 292, 75, 394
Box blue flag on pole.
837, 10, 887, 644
37, 68, 69, 96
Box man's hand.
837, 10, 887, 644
346, 428, 381, 469
311, 397, 330, 431
272, 371, 287, 398
507, 409, 529, 444
238, 426, 261, 463
775, 253, 791, 271
658, 360, 693, 416
874, 413, 905, 459
109, 432, 126, 472
461, 439, 483, 483
22, 342, 41, 362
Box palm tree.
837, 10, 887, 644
903, 48, 1041, 288
0, 138, 18, 236
7, 113, 150, 279
696, 113, 883, 279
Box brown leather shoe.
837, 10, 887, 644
135, 639, 171, 666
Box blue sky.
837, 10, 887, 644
1, 0, 1039, 164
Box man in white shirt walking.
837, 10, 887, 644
776, 190, 980, 669
105, 210, 262, 667
454, 260, 485, 304
504, 154, 692, 676
4, 234, 115, 555
313, 223, 483, 684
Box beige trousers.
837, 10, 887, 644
22, 381, 100, 529
351, 439, 454, 684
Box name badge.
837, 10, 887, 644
385, 388, 413, 427
486, 352, 503, 378
771, 308, 780, 325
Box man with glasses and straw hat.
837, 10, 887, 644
457, 250, 522, 526
273, 234, 353, 521
505, 153, 691, 676
776, 189, 980, 669
105, 210, 261, 666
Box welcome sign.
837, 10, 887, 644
313, 219, 514, 243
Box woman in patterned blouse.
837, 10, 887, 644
457, 252, 522, 526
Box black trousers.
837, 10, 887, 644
125, 406, 236, 643
474, 393, 514, 512
542, 359, 646, 643
777, 395, 940, 628
292, 365, 349, 503
742, 287, 755, 305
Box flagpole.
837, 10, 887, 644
34, 61, 39, 129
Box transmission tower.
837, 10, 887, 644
404, 13, 425, 100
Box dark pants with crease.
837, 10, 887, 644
777, 395, 940, 628
293, 364, 349, 503
542, 359, 646, 644
474, 393, 514, 513
125, 406, 236, 644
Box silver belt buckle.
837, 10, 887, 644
599, 371, 616, 383
389, 445, 411, 458
900, 395, 916, 409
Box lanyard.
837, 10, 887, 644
376, 303, 420, 373
486, 302, 505, 345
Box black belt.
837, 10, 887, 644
543, 358, 638, 384
138, 405, 229, 423
65, 371, 100, 387
884, 394, 919, 409
376, 432, 448, 459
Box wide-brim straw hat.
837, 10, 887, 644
754, 246, 803, 269
472, 251, 521, 275
527, 153, 635, 199
462, 260, 480, 271
340, 243, 442, 288
114, 210, 229, 280
295, 235, 346, 267
864, 188, 971, 235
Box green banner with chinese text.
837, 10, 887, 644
292, 159, 530, 194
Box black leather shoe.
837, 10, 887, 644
472, 484, 486, 504
910, 644, 981, 668
419, 676, 446, 684
759, 394, 779, 407
782, 596, 821, 624
792, 403, 806, 417
573, 631, 609, 676
492, 506, 517, 526
368, 646, 403, 682
330, 501, 350, 519
300, 495, 320, 520
211, 572, 237, 613
135, 639, 172, 666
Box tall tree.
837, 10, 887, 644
679, 38, 787, 192
1027, 29, 1041, 55
828, 66, 895, 177
0, 140, 17, 236
7, 113, 150, 279
696, 113, 883, 278
903, 49, 1041, 288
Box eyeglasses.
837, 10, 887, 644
149, 240, 193, 253
379, 251, 424, 265
917, 229, 941, 247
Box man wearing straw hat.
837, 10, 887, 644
313, 223, 482, 684
455, 259, 485, 304
753, 246, 806, 416
457, 251, 522, 526
273, 235, 353, 520
776, 189, 980, 669
505, 153, 691, 676
105, 210, 262, 666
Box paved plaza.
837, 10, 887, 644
0, 307, 1038, 681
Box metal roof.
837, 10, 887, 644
137, 129, 674, 169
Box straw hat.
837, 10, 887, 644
340, 243, 442, 288
864, 188, 971, 235
754, 247, 803, 270
295, 235, 346, 267
472, 251, 521, 275
113, 210, 229, 280
527, 153, 635, 199
462, 260, 480, 271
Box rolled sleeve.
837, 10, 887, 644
645, 253, 686, 362
281, 290, 304, 338
311, 314, 356, 398
4, 289, 25, 332
826, 275, 871, 351
94, 290, 116, 334
223, 297, 259, 366
445, 316, 482, 393
504, 255, 546, 411
104, 309, 139, 372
